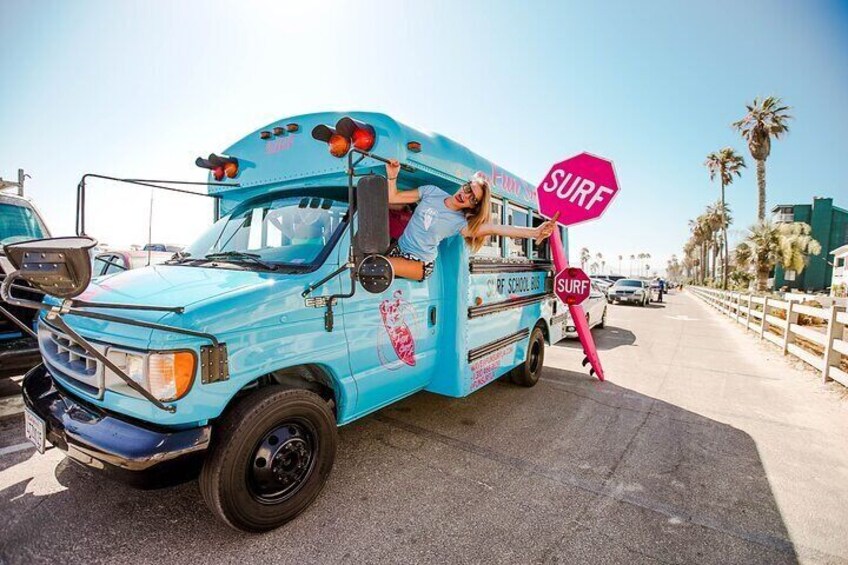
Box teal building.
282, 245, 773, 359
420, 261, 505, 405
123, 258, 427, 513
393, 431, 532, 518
771, 197, 848, 291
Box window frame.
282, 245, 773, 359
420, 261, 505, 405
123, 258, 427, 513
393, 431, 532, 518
505, 203, 530, 259
474, 196, 505, 258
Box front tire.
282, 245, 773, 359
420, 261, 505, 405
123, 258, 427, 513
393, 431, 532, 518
200, 387, 337, 532
510, 326, 546, 387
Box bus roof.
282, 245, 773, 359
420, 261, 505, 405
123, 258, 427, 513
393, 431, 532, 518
213, 111, 538, 210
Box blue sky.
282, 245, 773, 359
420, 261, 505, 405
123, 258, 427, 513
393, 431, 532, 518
2, 0, 847, 273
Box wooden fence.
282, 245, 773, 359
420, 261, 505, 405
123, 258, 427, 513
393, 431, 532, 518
689, 287, 848, 388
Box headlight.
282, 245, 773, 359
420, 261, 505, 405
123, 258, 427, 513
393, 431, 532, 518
106, 350, 195, 402
148, 352, 195, 401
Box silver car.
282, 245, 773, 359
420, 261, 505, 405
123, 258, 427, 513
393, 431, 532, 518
607, 278, 650, 307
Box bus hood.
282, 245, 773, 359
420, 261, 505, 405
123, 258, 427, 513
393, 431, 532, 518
77, 264, 274, 309
57, 265, 324, 349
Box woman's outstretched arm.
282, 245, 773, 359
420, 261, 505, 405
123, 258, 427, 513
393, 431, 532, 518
386, 159, 420, 205
463, 213, 558, 242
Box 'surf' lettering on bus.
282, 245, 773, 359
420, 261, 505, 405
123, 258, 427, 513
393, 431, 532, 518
490, 166, 535, 202
265, 136, 295, 154
540, 169, 615, 212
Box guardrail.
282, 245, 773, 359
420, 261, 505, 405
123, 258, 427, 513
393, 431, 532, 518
688, 287, 848, 388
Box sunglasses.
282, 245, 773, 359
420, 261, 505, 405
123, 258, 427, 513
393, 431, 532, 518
461, 183, 481, 207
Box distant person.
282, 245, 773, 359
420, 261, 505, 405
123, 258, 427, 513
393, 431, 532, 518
657, 278, 665, 302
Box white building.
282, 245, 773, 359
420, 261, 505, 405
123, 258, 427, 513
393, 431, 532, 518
832, 243, 848, 297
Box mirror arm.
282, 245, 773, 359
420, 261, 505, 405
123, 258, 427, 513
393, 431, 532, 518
302, 262, 354, 298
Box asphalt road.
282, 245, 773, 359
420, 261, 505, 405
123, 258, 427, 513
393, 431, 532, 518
1, 291, 847, 564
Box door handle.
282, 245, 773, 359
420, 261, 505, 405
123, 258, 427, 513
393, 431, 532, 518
428, 306, 437, 327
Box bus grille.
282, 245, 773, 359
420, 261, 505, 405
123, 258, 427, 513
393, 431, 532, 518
37, 322, 104, 396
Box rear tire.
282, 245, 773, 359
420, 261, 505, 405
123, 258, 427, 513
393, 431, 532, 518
200, 387, 337, 532
510, 326, 546, 387
598, 307, 607, 329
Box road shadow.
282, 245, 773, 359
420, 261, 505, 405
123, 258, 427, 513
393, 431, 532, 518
0, 371, 803, 564
555, 325, 636, 351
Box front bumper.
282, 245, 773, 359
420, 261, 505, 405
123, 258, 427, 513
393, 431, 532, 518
610, 294, 643, 303
0, 336, 40, 379
22, 364, 211, 489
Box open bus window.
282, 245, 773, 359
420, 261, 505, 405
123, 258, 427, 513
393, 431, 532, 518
475, 197, 503, 257
506, 204, 528, 259
531, 213, 551, 261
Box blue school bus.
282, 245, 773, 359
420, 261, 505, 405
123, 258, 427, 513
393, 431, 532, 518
10, 112, 569, 532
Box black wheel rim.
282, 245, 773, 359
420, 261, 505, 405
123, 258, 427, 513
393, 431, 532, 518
528, 338, 542, 375
248, 420, 317, 504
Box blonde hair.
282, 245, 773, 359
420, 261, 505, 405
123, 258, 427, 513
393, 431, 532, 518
463, 172, 492, 253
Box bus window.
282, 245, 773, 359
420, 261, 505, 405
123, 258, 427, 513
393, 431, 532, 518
531, 213, 551, 261
506, 204, 529, 259
476, 197, 503, 257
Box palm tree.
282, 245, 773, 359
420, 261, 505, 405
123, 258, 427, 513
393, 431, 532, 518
733, 96, 792, 221
776, 222, 822, 277
595, 252, 603, 275
741, 220, 821, 291
618, 254, 623, 275
580, 247, 591, 270
704, 201, 733, 284
629, 254, 635, 276
645, 253, 651, 276
705, 147, 746, 289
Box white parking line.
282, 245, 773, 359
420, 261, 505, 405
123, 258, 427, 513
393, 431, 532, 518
0, 442, 33, 457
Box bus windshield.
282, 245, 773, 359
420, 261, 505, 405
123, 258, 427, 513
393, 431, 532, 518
184, 192, 347, 266
0, 202, 46, 246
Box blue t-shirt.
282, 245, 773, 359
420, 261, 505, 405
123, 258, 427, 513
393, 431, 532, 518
397, 185, 467, 263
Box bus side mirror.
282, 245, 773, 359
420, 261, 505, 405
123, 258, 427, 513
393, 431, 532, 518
353, 174, 389, 262
357, 254, 394, 294
3, 236, 97, 299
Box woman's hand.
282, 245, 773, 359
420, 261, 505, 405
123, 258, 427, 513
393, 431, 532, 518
386, 159, 401, 180
534, 212, 559, 243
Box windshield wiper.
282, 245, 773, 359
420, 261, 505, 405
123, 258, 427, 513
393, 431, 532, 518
204, 251, 278, 271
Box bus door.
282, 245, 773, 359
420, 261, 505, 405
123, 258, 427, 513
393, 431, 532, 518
340, 245, 443, 414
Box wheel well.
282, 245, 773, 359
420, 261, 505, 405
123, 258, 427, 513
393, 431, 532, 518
535, 319, 551, 344
237, 365, 338, 415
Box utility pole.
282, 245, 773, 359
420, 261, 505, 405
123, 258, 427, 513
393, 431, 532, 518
0, 169, 28, 196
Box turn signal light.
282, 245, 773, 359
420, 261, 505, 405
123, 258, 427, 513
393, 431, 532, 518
148, 351, 195, 401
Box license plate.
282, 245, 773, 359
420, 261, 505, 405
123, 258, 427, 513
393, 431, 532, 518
24, 408, 46, 454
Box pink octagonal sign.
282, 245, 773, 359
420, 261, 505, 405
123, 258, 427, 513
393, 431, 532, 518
537, 152, 620, 227
554, 267, 591, 306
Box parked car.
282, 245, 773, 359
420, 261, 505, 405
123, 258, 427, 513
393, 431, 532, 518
607, 278, 650, 306
0, 192, 50, 379
590, 277, 612, 296
92, 249, 174, 277
142, 243, 184, 253
563, 282, 608, 337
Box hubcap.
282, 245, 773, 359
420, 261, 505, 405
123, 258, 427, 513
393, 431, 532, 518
248, 421, 316, 504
